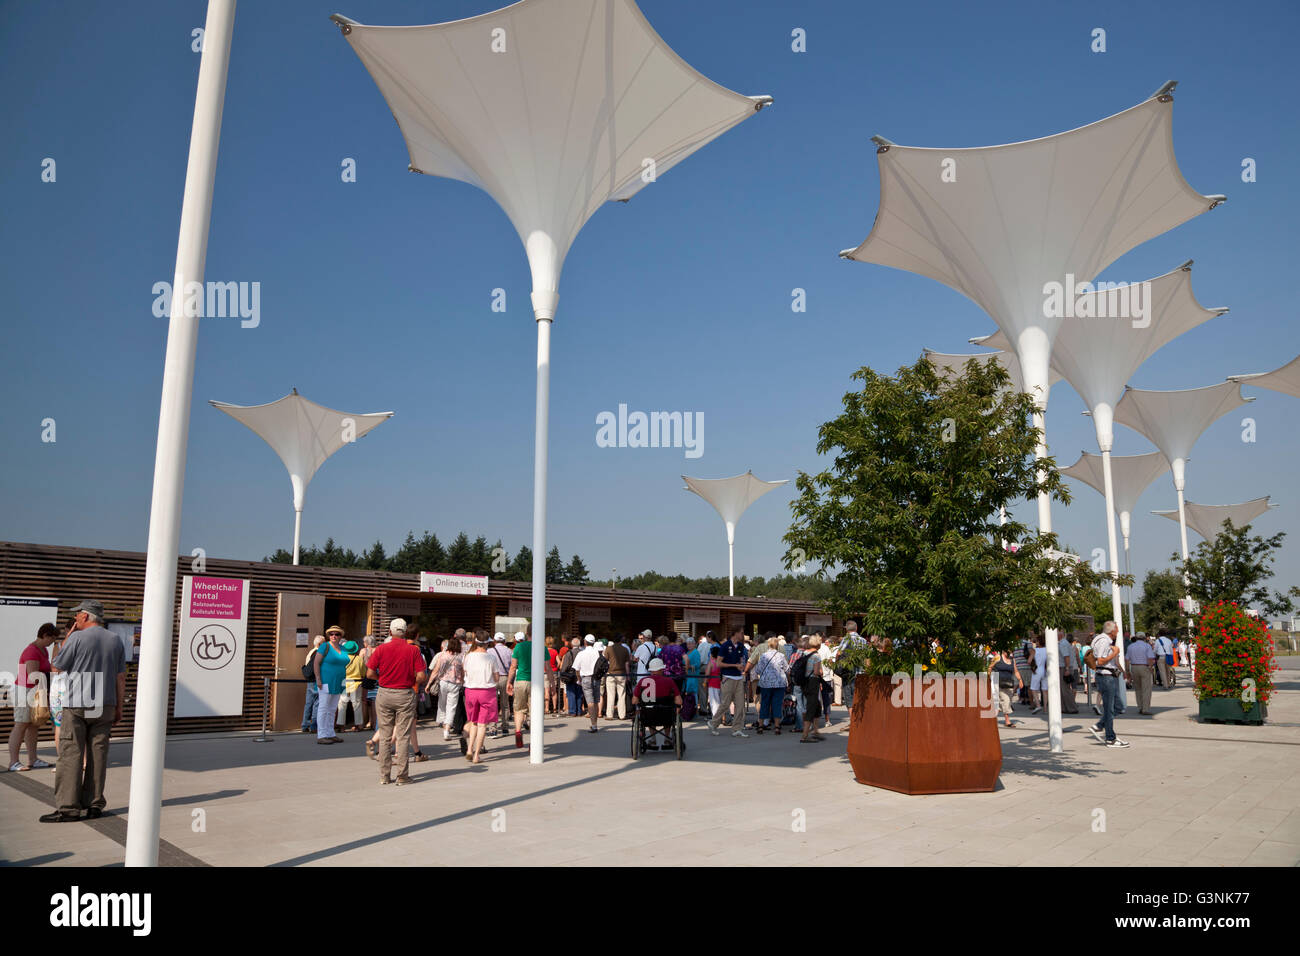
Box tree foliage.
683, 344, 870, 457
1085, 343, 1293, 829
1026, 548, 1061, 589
1180, 520, 1297, 619
783, 357, 1119, 674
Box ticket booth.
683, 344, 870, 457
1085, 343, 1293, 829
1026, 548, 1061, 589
271, 592, 371, 731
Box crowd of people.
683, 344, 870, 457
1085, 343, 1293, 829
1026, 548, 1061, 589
988, 622, 1196, 749
8, 603, 1201, 804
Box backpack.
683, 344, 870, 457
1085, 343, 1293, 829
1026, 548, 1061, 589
680, 691, 697, 721
594, 652, 609, 681
300, 647, 319, 681
560, 650, 578, 684
788, 651, 810, 688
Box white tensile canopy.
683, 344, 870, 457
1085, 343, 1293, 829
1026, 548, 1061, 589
1153, 496, 1277, 541
842, 84, 1221, 752
332, 0, 769, 763
1228, 354, 1300, 399
683, 472, 788, 596
976, 262, 1227, 644
923, 348, 1062, 395
1113, 381, 1252, 571
210, 390, 394, 563
1062, 451, 1169, 636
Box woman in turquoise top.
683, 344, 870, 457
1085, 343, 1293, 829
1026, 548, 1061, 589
685, 639, 702, 698
314, 626, 350, 742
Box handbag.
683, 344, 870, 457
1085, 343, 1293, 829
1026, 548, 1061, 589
30, 681, 51, 726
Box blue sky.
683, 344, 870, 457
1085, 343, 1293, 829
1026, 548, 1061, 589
2, 0, 1297, 601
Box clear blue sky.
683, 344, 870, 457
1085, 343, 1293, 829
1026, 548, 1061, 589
2, 0, 1297, 601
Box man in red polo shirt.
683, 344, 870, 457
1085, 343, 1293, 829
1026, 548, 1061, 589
365, 618, 427, 785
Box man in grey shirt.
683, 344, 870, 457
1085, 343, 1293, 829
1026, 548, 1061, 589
40, 599, 126, 822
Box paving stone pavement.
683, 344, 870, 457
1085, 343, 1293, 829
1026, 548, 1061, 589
2, 662, 1297, 867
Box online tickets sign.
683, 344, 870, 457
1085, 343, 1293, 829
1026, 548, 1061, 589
174, 576, 249, 718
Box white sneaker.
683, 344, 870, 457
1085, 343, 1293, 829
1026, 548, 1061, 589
1031, 706, 1042, 714
1088, 725, 1104, 742
1106, 738, 1131, 748
442, 728, 449, 740
732, 730, 749, 738
1092, 703, 1101, 715
7, 762, 23, 772
710, 728, 720, 736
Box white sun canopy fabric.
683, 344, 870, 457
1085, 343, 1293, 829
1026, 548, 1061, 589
1152, 497, 1277, 540
1229, 353, 1300, 399
974, 263, 1227, 450
841, 88, 1221, 400
1113, 381, 1251, 492
332, 0, 769, 305
1061, 451, 1169, 542
210, 391, 393, 559
923, 348, 1062, 395
683, 471, 788, 595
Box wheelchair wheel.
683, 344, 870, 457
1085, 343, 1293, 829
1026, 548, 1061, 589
674, 711, 684, 759
630, 711, 641, 760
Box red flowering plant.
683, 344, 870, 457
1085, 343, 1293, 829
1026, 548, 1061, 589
1193, 600, 1278, 711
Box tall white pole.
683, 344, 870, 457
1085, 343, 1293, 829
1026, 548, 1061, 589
1099, 446, 1128, 705
726, 522, 735, 597
126, 0, 236, 867
1020, 329, 1062, 753
1123, 536, 1137, 638
292, 508, 302, 565
528, 304, 554, 765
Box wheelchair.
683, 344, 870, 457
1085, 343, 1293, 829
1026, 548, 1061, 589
631, 696, 685, 760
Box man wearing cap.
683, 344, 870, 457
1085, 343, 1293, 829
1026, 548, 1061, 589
506, 626, 536, 749
634, 659, 683, 751
40, 600, 125, 822
365, 618, 427, 785
573, 634, 603, 734
489, 633, 512, 738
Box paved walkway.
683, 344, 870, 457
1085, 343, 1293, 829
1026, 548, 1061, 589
3, 662, 1298, 867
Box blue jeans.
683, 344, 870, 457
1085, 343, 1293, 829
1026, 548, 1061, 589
790, 688, 804, 731
1097, 673, 1121, 742
759, 686, 784, 724
302, 682, 319, 731
565, 681, 583, 715
842, 674, 857, 711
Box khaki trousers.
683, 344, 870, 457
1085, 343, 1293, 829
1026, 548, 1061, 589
709, 678, 746, 731
55, 707, 114, 814
1132, 664, 1154, 713
603, 674, 627, 718
376, 687, 416, 781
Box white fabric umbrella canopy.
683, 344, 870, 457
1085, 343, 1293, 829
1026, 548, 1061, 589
1062, 450, 1169, 635
977, 262, 1227, 642
1228, 354, 1300, 399
841, 84, 1221, 752
1113, 381, 1253, 567
923, 348, 1062, 395
210, 390, 393, 563
683, 471, 788, 596
332, 0, 770, 763
1153, 496, 1277, 541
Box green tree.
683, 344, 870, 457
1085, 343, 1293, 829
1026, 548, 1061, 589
546, 546, 565, 584
468, 536, 492, 575
508, 546, 533, 581
1181, 520, 1297, 618
564, 554, 590, 585
784, 357, 1117, 674
1137, 569, 1185, 635
445, 532, 473, 571
363, 540, 387, 570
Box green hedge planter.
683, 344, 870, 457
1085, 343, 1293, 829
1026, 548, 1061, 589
1198, 697, 1267, 725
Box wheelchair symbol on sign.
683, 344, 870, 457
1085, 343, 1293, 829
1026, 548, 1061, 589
191, 625, 236, 671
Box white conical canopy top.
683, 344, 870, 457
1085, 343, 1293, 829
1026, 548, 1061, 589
332, 0, 770, 311
1061, 450, 1169, 541
683, 471, 788, 541
924, 348, 1062, 394
842, 87, 1221, 400
1229, 353, 1300, 399
1152, 497, 1277, 540
1113, 381, 1252, 490
210, 390, 393, 513
974, 263, 1227, 449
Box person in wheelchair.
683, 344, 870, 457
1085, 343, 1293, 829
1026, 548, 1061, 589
633, 659, 683, 752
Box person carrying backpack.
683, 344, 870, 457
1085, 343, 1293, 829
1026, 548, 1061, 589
798, 634, 827, 742
560, 638, 582, 716
300, 635, 324, 733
